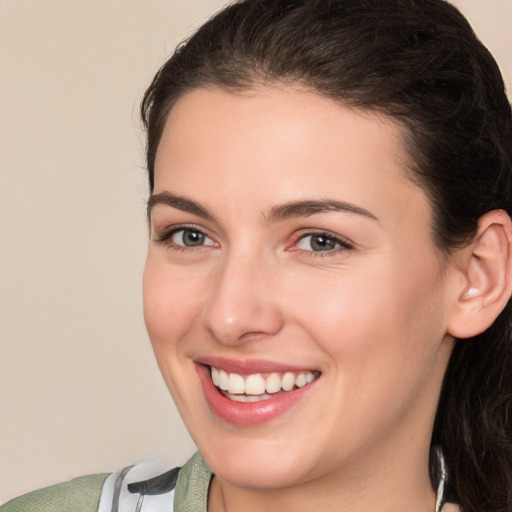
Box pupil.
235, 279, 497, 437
311, 235, 335, 251
184, 230, 204, 246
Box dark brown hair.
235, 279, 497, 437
141, 1, 512, 510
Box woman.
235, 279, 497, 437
3, 0, 511, 511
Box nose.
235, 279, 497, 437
202, 252, 284, 345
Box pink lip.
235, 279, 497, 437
195, 362, 320, 426
196, 355, 317, 375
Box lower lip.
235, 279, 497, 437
196, 364, 318, 426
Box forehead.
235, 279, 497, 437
158, 85, 407, 158
154, 86, 431, 234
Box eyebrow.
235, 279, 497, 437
265, 199, 378, 223
147, 192, 214, 220
147, 192, 378, 223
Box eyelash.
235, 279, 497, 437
153, 225, 353, 256
153, 225, 216, 253
291, 231, 353, 256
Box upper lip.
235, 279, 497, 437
195, 356, 319, 375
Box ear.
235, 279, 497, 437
447, 210, 512, 339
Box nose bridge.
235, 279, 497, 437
203, 247, 282, 345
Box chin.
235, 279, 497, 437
195, 431, 321, 490
209, 455, 305, 489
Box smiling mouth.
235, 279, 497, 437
210, 366, 320, 403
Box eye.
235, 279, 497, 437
170, 228, 215, 247
295, 233, 352, 253
153, 225, 217, 250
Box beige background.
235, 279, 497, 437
0, 0, 511, 503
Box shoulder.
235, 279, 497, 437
1, 452, 210, 512
1, 473, 109, 512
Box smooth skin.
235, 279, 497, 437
143, 86, 512, 512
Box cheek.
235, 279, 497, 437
143, 258, 205, 355
286, 257, 447, 390
142, 258, 212, 419
286, 266, 448, 451
282, 264, 393, 349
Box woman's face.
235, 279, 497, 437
143, 86, 458, 489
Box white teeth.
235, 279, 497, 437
227, 393, 273, 402
281, 372, 295, 391
210, 366, 318, 397
295, 373, 307, 388
218, 369, 229, 391
265, 373, 281, 394
228, 373, 245, 394
245, 374, 266, 395
211, 367, 220, 386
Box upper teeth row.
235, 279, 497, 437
211, 366, 317, 395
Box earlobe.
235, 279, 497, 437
461, 287, 480, 299
447, 210, 512, 339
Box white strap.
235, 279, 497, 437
97, 462, 175, 512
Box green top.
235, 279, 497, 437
0, 474, 110, 512
174, 451, 212, 512
1, 452, 213, 512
